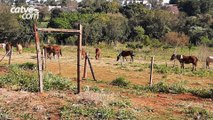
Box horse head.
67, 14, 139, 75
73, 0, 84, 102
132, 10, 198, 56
170, 54, 176, 61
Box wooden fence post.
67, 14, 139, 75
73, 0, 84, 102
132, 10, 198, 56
77, 24, 82, 94
42, 49, 46, 70
8, 47, 12, 65
149, 56, 154, 86
34, 24, 43, 93
82, 52, 88, 80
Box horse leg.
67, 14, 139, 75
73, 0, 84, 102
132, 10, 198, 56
125, 57, 128, 62
131, 56, 134, 62
181, 63, 184, 69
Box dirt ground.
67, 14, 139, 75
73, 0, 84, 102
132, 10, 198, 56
0, 47, 212, 119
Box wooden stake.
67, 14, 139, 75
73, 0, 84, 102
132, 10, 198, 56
149, 56, 154, 86
87, 56, 96, 81
82, 52, 88, 80
42, 49, 46, 70
0, 50, 11, 62
77, 24, 82, 94
34, 24, 43, 93
8, 47, 12, 65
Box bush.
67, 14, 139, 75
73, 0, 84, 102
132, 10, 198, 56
111, 77, 130, 87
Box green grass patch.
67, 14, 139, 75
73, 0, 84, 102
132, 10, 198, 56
111, 77, 130, 88
184, 107, 213, 120
0, 64, 75, 92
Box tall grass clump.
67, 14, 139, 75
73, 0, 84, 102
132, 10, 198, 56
189, 89, 213, 98
144, 81, 187, 94
111, 77, 130, 88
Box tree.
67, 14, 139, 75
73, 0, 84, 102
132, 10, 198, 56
141, 10, 178, 38
178, 0, 201, 16
162, 32, 189, 46
0, 4, 21, 41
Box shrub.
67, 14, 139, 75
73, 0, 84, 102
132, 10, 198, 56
111, 77, 130, 87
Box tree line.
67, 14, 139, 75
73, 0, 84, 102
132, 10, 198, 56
0, 0, 212, 47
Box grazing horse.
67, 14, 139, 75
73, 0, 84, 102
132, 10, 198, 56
81, 48, 86, 59
95, 48, 101, 60
5, 43, 12, 56
170, 54, 198, 71
117, 50, 135, 62
43, 45, 62, 59
206, 56, 213, 69
16, 43, 23, 54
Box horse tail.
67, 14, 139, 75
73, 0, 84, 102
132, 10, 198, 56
60, 49, 62, 56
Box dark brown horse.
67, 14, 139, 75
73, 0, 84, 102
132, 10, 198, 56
170, 54, 198, 71
95, 48, 101, 60
5, 43, 12, 56
117, 50, 135, 62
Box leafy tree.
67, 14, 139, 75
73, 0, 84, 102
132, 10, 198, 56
0, 4, 21, 41
162, 32, 189, 46
178, 0, 201, 16
141, 10, 178, 38
100, 0, 120, 13
120, 3, 149, 19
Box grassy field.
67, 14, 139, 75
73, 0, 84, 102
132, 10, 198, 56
0, 44, 212, 119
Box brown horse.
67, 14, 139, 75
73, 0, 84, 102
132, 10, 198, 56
16, 43, 23, 54
43, 45, 62, 59
206, 56, 213, 69
81, 48, 86, 59
5, 43, 12, 56
117, 50, 135, 62
95, 48, 101, 60
170, 54, 198, 71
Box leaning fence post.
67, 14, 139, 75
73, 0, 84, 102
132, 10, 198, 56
87, 55, 96, 81
149, 56, 154, 86
82, 52, 88, 80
